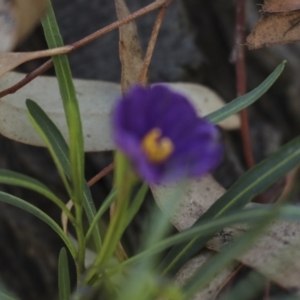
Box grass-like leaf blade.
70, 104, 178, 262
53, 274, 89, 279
85, 189, 116, 244
58, 248, 71, 300
26, 99, 71, 195
206, 61, 286, 123
0, 169, 74, 222
182, 207, 281, 299
159, 134, 300, 275
0, 281, 19, 300
42, 0, 84, 206
111, 205, 300, 274
0, 192, 76, 258
26, 99, 101, 251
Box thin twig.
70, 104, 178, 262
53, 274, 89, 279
0, 0, 170, 98
138, 1, 172, 84
234, 0, 255, 169
87, 163, 114, 187
0, 60, 53, 98
71, 0, 167, 50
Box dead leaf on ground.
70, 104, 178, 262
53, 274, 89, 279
262, 0, 300, 13
206, 207, 300, 295
173, 251, 238, 300
0, 0, 47, 52
247, 0, 300, 49
152, 177, 300, 295
115, 0, 144, 93
151, 175, 226, 231
247, 11, 300, 49
0, 73, 239, 151
0, 47, 71, 79
0, 72, 120, 151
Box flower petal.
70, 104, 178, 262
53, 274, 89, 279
112, 85, 223, 184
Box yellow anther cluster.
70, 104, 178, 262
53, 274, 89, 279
141, 128, 174, 163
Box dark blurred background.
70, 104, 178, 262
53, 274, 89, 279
1, 0, 299, 299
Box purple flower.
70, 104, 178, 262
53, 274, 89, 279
112, 85, 223, 184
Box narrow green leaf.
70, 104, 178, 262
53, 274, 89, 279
0, 282, 19, 300
159, 134, 300, 275
85, 189, 116, 244
0, 192, 76, 258
26, 99, 71, 196
111, 205, 300, 275
26, 100, 101, 251
218, 271, 265, 300
182, 208, 281, 298
125, 183, 148, 227
0, 169, 75, 223
58, 248, 71, 300
42, 3, 87, 272
42, 0, 84, 206
0, 291, 18, 300
206, 61, 286, 123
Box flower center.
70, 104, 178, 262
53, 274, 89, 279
141, 128, 174, 163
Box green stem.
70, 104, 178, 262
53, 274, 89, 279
85, 152, 136, 283
74, 201, 86, 280
84, 189, 116, 244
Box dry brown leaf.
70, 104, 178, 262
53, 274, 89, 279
247, 0, 300, 49
0, 46, 71, 79
206, 208, 300, 295
153, 178, 300, 295
151, 175, 226, 231
0, 73, 239, 152
173, 251, 238, 300
247, 11, 300, 49
61, 199, 74, 233
262, 0, 300, 12
115, 0, 144, 93
152, 178, 238, 300
0, 0, 47, 51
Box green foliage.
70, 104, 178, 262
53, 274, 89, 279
1, 2, 300, 300
159, 132, 300, 275
42, 0, 85, 206
58, 248, 71, 300
0, 281, 19, 300
206, 61, 286, 124
0, 192, 76, 258
26, 99, 102, 250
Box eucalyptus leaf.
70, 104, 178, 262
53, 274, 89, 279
159, 133, 300, 275
0, 73, 239, 152
0, 62, 285, 151
182, 207, 281, 299
173, 251, 238, 300
112, 205, 300, 275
